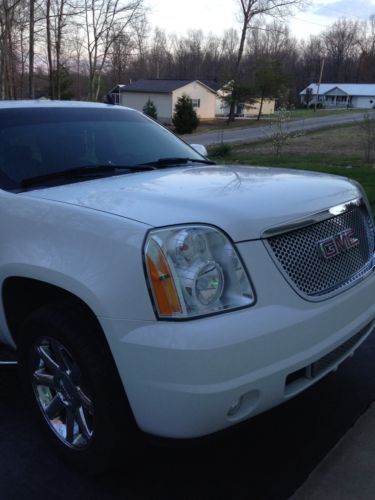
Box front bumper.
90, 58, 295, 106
99, 240, 375, 438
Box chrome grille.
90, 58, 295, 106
267, 205, 374, 298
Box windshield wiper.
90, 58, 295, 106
139, 157, 216, 168
20, 164, 156, 188
20, 158, 215, 188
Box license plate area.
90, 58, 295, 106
285, 321, 374, 394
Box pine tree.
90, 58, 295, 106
142, 98, 158, 120
172, 95, 200, 134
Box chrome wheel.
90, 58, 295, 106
31, 337, 94, 450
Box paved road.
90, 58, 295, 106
1, 331, 375, 500
185, 111, 373, 146
292, 402, 375, 499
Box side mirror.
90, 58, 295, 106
191, 144, 208, 157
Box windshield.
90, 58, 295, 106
0, 106, 205, 190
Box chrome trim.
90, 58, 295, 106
262, 197, 364, 239
0, 361, 17, 365
264, 243, 374, 303
263, 197, 375, 302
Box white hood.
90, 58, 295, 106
24, 165, 361, 242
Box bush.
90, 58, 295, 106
264, 108, 303, 157
208, 143, 232, 158
142, 98, 158, 120
172, 95, 200, 134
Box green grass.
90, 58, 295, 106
209, 124, 375, 214
189, 108, 371, 136
287, 108, 367, 120
234, 155, 375, 213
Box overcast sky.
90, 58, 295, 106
147, 0, 375, 40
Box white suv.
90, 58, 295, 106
0, 100, 374, 470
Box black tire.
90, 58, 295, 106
18, 302, 140, 473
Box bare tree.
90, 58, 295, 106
221, 28, 239, 78
4, 2, 375, 106
147, 28, 171, 79
133, 10, 147, 71
0, 0, 24, 99
203, 34, 224, 79
227, 0, 306, 121
28, 0, 51, 99
170, 30, 205, 79
265, 107, 302, 157
110, 34, 130, 80
43, 0, 82, 99
298, 35, 325, 87
18, 6, 28, 95
83, 0, 145, 101
323, 19, 359, 82
62, 30, 91, 100
356, 16, 375, 82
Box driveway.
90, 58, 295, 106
185, 111, 373, 146
1, 331, 375, 499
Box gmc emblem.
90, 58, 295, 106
318, 228, 359, 259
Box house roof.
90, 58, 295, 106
115, 79, 218, 94
108, 84, 127, 93
200, 80, 223, 92
300, 83, 375, 96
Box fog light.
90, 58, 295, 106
227, 396, 244, 417
227, 390, 260, 421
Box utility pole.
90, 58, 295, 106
314, 58, 325, 113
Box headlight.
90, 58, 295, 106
144, 225, 255, 319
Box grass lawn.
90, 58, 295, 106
192, 118, 265, 134
209, 124, 375, 213
190, 108, 369, 135
286, 108, 367, 120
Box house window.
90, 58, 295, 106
191, 99, 200, 108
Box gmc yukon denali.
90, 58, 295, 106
0, 100, 374, 470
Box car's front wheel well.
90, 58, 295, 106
2, 277, 103, 347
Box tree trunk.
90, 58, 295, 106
55, 2, 65, 99
28, 0, 35, 98
46, 0, 54, 99
3, 16, 11, 98
0, 26, 5, 99
257, 92, 264, 121
228, 8, 250, 123
6, 17, 16, 99
20, 24, 25, 97
227, 100, 236, 124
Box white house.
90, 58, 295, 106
205, 80, 275, 117
110, 79, 218, 122
110, 79, 275, 122
215, 92, 275, 117
300, 83, 375, 109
